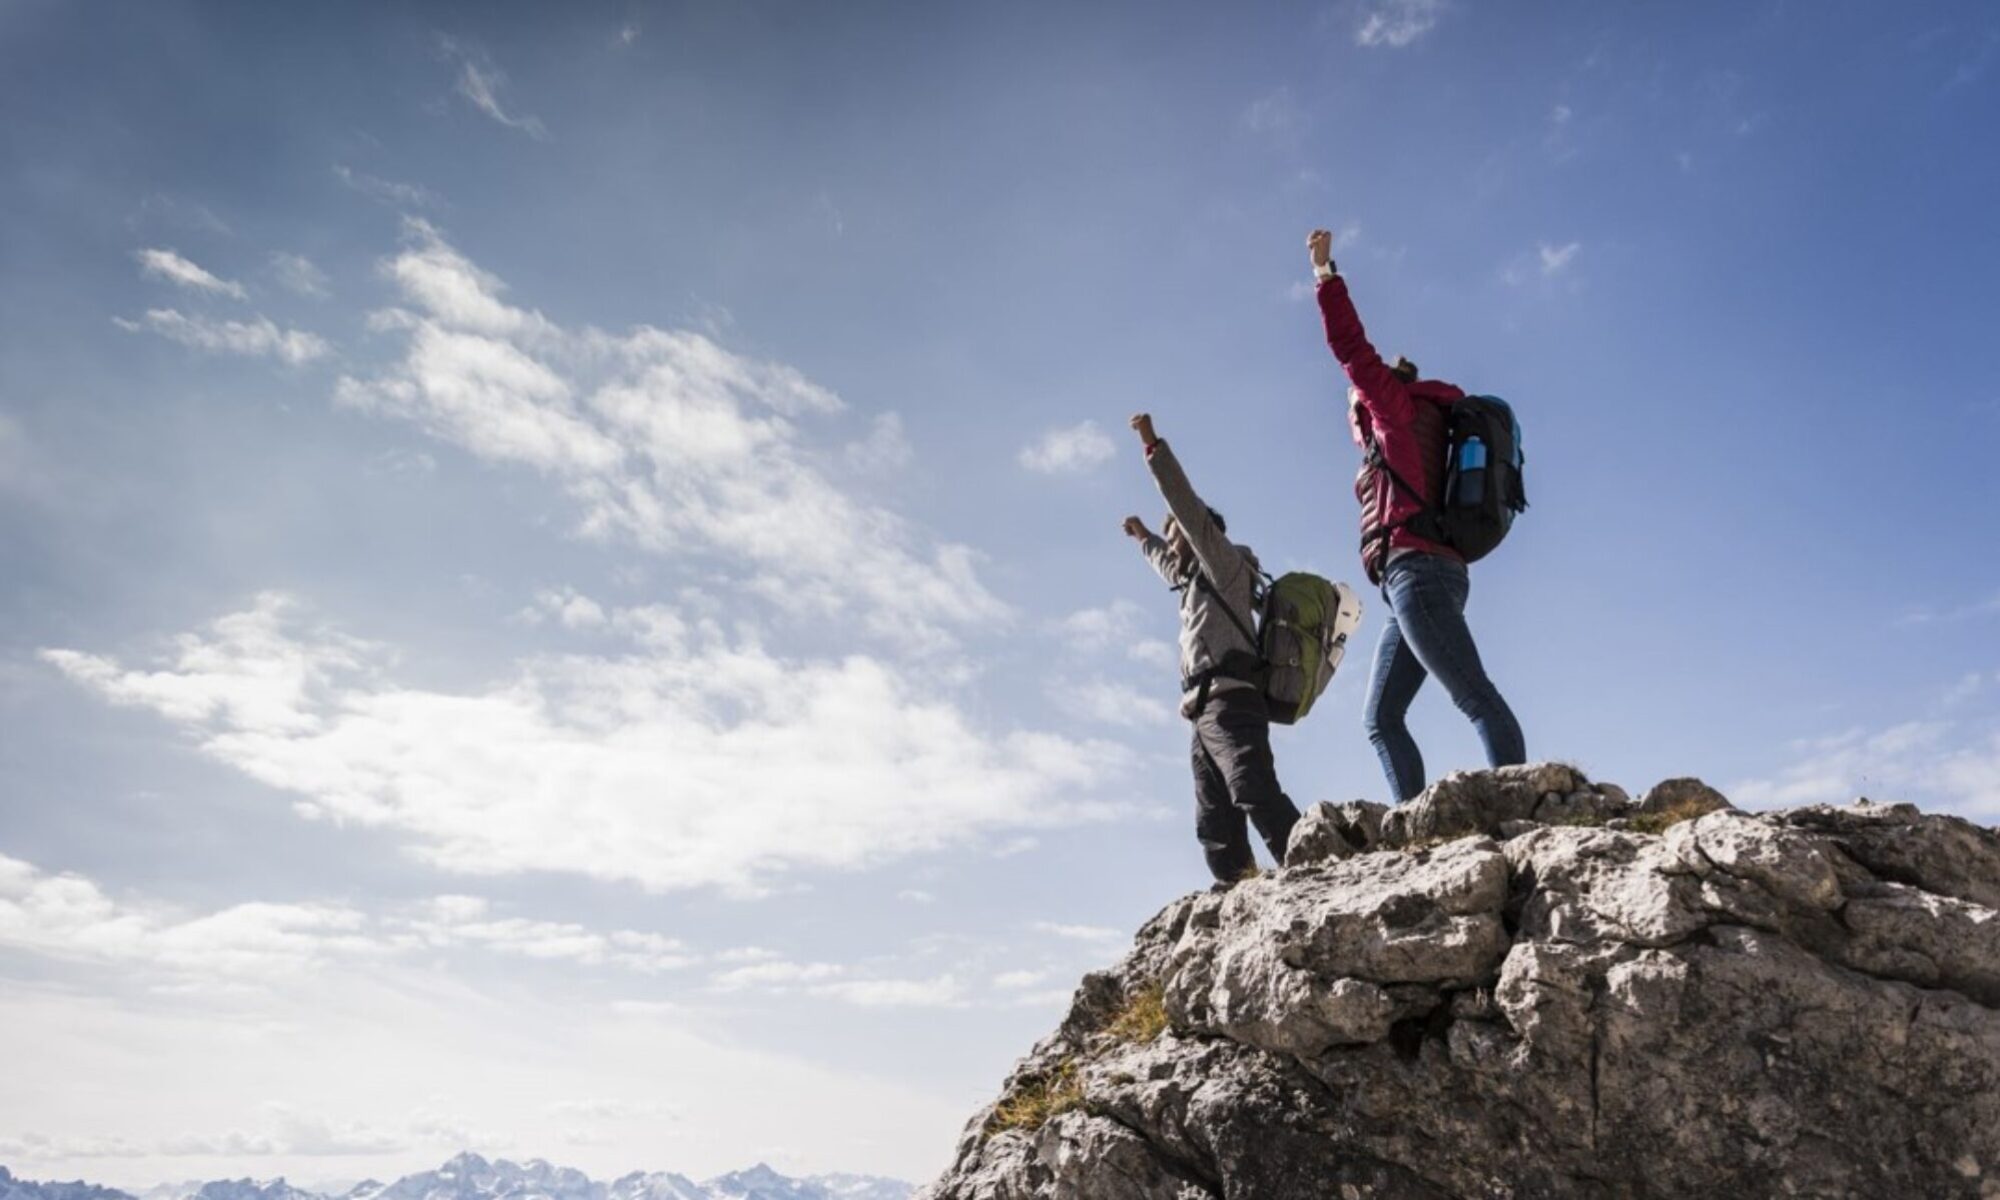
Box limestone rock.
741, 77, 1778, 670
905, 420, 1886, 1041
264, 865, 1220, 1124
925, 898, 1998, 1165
922, 770, 2000, 1200
1637, 776, 1734, 817
1284, 799, 1387, 866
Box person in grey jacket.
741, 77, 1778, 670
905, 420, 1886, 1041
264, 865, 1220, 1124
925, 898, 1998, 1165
1122, 412, 1301, 884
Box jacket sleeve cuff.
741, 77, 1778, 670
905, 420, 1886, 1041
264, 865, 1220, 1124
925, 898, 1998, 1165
1314, 261, 1337, 281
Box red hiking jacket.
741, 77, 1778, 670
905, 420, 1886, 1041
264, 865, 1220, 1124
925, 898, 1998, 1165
1316, 274, 1464, 584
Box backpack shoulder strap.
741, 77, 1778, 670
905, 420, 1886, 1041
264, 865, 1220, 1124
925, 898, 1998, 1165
1191, 562, 1264, 657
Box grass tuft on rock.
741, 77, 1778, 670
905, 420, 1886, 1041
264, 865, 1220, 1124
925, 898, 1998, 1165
1105, 982, 1169, 1044
985, 1059, 1083, 1135
1630, 798, 1715, 835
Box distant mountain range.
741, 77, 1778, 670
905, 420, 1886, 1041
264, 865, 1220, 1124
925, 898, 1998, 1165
0, 1153, 909, 1200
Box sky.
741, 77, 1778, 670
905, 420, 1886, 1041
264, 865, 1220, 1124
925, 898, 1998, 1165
3, 0, 1999, 1187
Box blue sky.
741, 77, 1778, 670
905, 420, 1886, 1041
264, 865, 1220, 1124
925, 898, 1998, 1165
3, 0, 1998, 1186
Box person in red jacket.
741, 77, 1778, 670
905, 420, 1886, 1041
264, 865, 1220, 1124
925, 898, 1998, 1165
1307, 227, 1525, 802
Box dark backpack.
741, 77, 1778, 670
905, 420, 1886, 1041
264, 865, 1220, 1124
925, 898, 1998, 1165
1372, 394, 1527, 563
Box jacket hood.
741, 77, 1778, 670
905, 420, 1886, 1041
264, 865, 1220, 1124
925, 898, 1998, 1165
1410, 379, 1462, 402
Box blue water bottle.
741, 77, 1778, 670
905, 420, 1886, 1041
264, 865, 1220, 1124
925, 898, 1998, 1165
1455, 436, 1487, 507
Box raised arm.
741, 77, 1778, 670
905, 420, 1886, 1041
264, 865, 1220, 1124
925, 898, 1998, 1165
1308, 229, 1410, 423
1129, 414, 1248, 591
1124, 515, 1181, 586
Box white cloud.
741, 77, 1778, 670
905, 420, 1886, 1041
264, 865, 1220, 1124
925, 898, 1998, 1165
1018, 420, 1115, 475
991, 969, 1047, 990
844, 411, 913, 473
336, 218, 1005, 646
1729, 714, 2000, 821
812, 976, 964, 1008
710, 960, 847, 990
1356, 0, 1448, 48
1059, 602, 1175, 668
1031, 921, 1124, 944
44, 593, 1131, 895
400, 896, 693, 973
135, 248, 246, 299
1051, 677, 1175, 728
1056, 600, 1144, 651
525, 586, 609, 630
440, 38, 548, 139
333, 164, 440, 209
1538, 241, 1582, 275
271, 252, 331, 298
0, 1105, 405, 1159
709, 958, 965, 1008
1501, 241, 1585, 288
0, 852, 377, 978
0, 851, 693, 981
115, 309, 330, 364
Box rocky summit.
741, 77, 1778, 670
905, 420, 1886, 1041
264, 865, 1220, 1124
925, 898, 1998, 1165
919, 765, 2000, 1200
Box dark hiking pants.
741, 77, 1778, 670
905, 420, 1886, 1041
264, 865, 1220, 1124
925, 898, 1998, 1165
1191, 687, 1301, 881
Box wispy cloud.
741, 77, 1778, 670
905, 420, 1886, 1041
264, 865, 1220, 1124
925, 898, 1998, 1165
844, 411, 913, 473
440, 37, 548, 139
1539, 241, 1582, 275
1031, 920, 1124, 944
1241, 87, 1307, 146
708, 957, 965, 1008
1018, 420, 1115, 475
114, 309, 330, 364
1728, 669, 2000, 821
1501, 240, 1583, 288
0, 1105, 407, 1160
44, 592, 1130, 895
401, 896, 694, 972
1056, 600, 1145, 652
1355, 0, 1448, 48
0, 852, 378, 978
128, 194, 232, 237
0, 851, 693, 981
333, 164, 441, 209
134, 248, 246, 299
1050, 677, 1175, 728
269, 252, 330, 298
1897, 590, 2000, 627
337, 219, 1002, 646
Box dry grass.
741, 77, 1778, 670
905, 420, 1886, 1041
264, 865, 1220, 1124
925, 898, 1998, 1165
985, 1059, 1083, 1135
1104, 982, 1168, 1045
1629, 799, 1715, 835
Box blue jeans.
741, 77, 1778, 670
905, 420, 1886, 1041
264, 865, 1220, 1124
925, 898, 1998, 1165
1364, 553, 1526, 802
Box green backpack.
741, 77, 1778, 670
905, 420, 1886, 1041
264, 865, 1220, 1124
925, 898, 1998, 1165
1201, 570, 1364, 725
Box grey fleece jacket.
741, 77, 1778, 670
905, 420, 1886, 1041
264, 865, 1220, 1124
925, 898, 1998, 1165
1139, 439, 1263, 718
